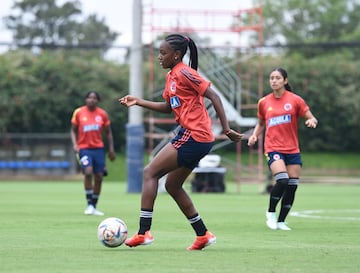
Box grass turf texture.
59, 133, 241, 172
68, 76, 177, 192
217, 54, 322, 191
0, 181, 359, 273
104, 152, 360, 183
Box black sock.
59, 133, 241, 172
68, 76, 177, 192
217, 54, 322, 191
85, 189, 93, 205
268, 172, 289, 212
278, 179, 298, 222
92, 194, 99, 208
188, 213, 207, 236
138, 208, 153, 235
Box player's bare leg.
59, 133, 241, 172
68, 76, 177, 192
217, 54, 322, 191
166, 168, 216, 250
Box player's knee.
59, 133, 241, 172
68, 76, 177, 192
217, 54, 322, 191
83, 166, 93, 176
143, 165, 153, 181
164, 181, 176, 194
164, 182, 173, 195
274, 172, 289, 184
165, 182, 184, 197
289, 178, 299, 186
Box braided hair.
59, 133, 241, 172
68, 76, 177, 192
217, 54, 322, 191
165, 34, 198, 70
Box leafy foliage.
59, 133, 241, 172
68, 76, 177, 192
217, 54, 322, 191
0, 50, 129, 151
1, 0, 360, 153
255, 0, 360, 151
3, 0, 118, 53
261, 0, 360, 57
241, 53, 360, 152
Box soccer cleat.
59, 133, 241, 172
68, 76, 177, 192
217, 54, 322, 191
92, 208, 104, 216
187, 231, 216, 250
266, 211, 278, 230
84, 205, 95, 215
125, 231, 154, 247
277, 222, 291, 230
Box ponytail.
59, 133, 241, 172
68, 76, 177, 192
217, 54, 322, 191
284, 83, 292, 91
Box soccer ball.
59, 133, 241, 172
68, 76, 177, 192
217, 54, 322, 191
97, 217, 128, 248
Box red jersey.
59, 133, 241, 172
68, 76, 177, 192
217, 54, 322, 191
257, 90, 309, 153
71, 106, 111, 149
162, 62, 213, 142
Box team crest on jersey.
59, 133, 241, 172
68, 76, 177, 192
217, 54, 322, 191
170, 81, 176, 93
273, 153, 281, 161
95, 115, 102, 122
170, 96, 181, 108
80, 155, 90, 166
284, 103, 292, 111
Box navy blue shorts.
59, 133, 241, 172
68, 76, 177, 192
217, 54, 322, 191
265, 151, 302, 167
79, 148, 106, 174
171, 127, 213, 169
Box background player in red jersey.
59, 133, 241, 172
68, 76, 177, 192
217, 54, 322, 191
119, 34, 243, 250
248, 68, 318, 230
71, 91, 116, 216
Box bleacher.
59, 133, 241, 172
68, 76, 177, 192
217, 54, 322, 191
0, 133, 77, 178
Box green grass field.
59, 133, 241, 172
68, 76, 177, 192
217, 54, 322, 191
1, 180, 359, 273
105, 152, 360, 182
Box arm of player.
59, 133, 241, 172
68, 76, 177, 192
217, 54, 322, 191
70, 125, 79, 153
104, 126, 116, 161
204, 87, 243, 142
119, 95, 172, 113
247, 119, 265, 146
304, 110, 318, 128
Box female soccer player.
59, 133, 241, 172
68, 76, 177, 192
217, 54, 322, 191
119, 34, 243, 250
70, 91, 116, 216
248, 68, 318, 230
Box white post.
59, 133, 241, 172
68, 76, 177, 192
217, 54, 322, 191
126, 0, 144, 192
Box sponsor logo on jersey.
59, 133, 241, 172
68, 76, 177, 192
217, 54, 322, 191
268, 114, 291, 127
83, 124, 100, 132
170, 96, 181, 109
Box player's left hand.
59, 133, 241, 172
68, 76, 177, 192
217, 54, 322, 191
305, 118, 318, 128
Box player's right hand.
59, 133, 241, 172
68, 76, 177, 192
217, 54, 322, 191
119, 95, 137, 107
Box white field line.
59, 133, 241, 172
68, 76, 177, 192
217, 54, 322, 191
290, 209, 360, 221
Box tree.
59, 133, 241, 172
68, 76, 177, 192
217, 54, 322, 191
260, 0, 360, 57
0, 50, 129, 151
246, 0, 360, 152
3, 0, 118, 53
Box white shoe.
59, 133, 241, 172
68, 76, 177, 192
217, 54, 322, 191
266, 211, 278, 230
277, 222, 291, 230
84, 205, 95, 215
92, 208, 104, 216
